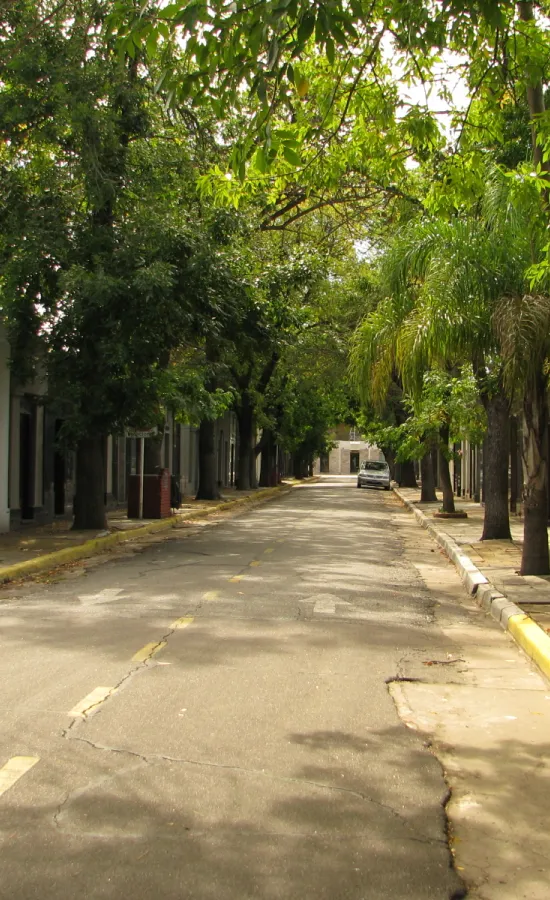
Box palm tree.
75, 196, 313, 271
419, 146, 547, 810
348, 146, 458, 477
385, 214, 513, 537
380, 166, 550, 572
351, 293, 425, 491
483, 168, 550, 574
495, 293, 550, 574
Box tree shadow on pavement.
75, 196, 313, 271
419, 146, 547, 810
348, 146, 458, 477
0, 723, 466, 900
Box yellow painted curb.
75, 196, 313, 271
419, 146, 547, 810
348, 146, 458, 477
0, 483, 292, 586
507, 613, 550, 682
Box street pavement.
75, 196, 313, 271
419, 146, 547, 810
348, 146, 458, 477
0, 477, 549, 899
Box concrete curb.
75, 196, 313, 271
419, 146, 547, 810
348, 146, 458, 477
0, 482, 298, 586
393, 487, 550, 683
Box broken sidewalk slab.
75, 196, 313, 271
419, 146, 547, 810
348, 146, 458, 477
393, 487, 550, 684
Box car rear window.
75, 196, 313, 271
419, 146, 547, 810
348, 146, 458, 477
362, 462, 388, 471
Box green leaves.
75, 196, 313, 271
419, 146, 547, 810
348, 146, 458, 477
282, 145, 301, 166
297, 10, 316, 46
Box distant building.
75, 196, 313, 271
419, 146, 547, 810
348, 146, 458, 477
314, 425, 384, 475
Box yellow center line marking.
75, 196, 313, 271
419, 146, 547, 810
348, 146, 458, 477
229, 575, 243, 583
68, 687, 115, 718
170, 616, 194, 629
0, 756, 39, 797
132, 641, 167, 663
249, 560, 261, 567
263, 547, 274, 554
202, 590, 220, 601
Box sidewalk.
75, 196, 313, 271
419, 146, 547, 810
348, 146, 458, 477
394, 487, 550, 680
0, 483, 299, 584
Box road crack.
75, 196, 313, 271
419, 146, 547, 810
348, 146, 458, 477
63, 734, 446, 846
387, 679, 468, 899
61, 616, 194, 740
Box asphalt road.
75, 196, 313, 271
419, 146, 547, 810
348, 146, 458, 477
0, 478, 466, 899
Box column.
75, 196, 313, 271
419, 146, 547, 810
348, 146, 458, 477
33, 405, 44, 510
9, 394, 20, 516
105, 435, 113, 498
0, 328, 10, 531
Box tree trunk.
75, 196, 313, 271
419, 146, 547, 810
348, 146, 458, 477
250, 432, 258, 489
73, 435, 107, 530
259, 428, 277, 487
439, 425, 456, 514
481, 393, 512, 540
518, 2, 550, 207
236, 395, 254, 491
292, 449, 307, 479
420, 450, 437, 502
381, 446, 396, 481
520, 374, 549, 575
196, 419, 221, 501
510, 416, 519, 514
399, 458, 417, 488
144, 433, 164, 473
431, 446, 439, 489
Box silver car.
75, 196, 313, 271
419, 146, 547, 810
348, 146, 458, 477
357, 460, 391, 491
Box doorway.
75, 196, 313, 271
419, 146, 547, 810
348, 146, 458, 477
350, 451, 360, 474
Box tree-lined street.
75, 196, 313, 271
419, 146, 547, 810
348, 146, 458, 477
3, 3, 550, 895
1, 480, 549, 898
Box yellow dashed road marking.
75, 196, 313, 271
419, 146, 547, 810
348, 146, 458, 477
249, 560, 261, 567
264, 548, 274, 554
170, 617, 194, 629
202, 591, 220, 601
229, 575, 243, 583
0, 757, 39, 797
69, 686, 115, 718
132, 641, 167, 662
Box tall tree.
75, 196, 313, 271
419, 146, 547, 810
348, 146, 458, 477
0, 2, 246, 524
383, 212, 514, 537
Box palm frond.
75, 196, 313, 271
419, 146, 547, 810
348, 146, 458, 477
494, 293, 550, 394
350, 299, 399, 411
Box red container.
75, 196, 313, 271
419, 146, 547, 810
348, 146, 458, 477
128, 469, 171, 519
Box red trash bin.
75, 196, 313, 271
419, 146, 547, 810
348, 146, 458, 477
128, 469, 171, 519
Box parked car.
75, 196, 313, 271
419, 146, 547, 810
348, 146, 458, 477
357, 460, 391, 491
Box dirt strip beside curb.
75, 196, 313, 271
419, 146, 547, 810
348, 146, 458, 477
393, 486, 550, 683
0, 482, 299, 586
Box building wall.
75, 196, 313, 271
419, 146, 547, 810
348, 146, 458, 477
314, 440, 384, 475
178, 424, 199, 497
214, 411, 238, 488
8, 369, 60, 528
1, 400, 271, 531
449, 439, 481, 501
